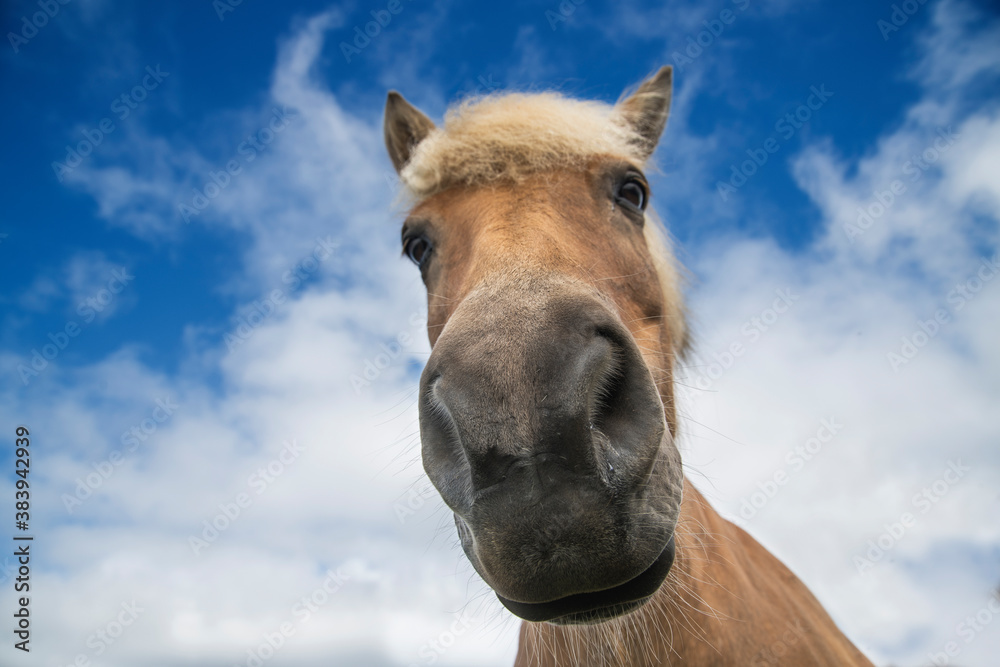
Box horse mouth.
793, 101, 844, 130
494, 535, 676, 625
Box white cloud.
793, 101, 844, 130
679, 2, 1000, 665
14, 250, 135, 327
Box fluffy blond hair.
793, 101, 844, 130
400, 92, 648, 197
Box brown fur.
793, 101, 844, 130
386, 68, 872, 666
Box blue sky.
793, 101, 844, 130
0, 0, 943, 374
2, 1, 999, 666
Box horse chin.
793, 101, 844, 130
493, 534, 676, 625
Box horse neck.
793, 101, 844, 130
513, 480, 725, 667
514, 480, 874, 667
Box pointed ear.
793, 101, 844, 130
384, 91, 436, 173
616, 66, 673, 160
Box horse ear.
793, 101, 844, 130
616, 66, 673, 160
384, 91, 436, 173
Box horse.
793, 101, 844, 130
383, 66, 873, 666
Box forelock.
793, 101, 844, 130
400, 92, 649, 199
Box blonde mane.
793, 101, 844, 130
399, 91, 689, 355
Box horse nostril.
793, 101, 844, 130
583, 329, 665, 487
418, 300, 667, 508
590, 352, 628, 435
418, 371, 477, 514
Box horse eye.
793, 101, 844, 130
616, 179, 647, 211
404, 235, 432, 267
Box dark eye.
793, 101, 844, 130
403, 234, 433, 267
616, 178, 647, 212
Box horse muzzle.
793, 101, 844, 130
417, 279, 683, 623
